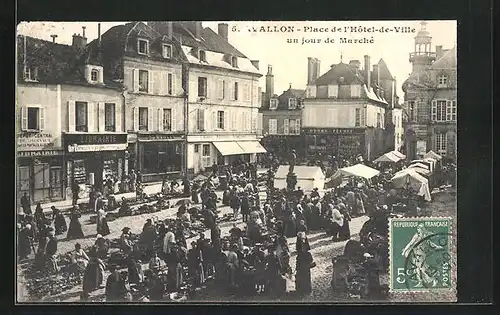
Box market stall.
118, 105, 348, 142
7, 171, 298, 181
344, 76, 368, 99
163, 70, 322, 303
391, 169, 431, 201
273, 165, 325, 191
373, 151, 405, 163
325, 164, 380, 188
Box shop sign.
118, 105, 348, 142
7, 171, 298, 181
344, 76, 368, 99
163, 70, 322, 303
68, 143, 128, 153
138, 134, 185, 142
17, 133, 55, 151
17, 150, 63, 157
64, 133, 128, 146
302, 128, 365, 135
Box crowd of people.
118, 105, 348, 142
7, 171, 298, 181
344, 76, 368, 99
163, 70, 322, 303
17, 150, 455, 301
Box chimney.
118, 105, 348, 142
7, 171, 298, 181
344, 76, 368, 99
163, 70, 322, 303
349, 60, 361, 70
82, 26, 86, 38
307, 57, 314, 85
250, 60, 260, 70
314, 58, 320, 83
167, 22, 173, 39
50, 34, 58, 43
218, 23, 228, 41
195, 22, 202, 39
98, 23, 102, 47
72, 33, 87, 49
266, 65, 274, 99
373, 64, 380, 86
436, 45, 443, 59
364, 55, 371, 91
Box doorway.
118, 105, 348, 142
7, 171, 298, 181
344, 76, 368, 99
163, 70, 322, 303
87, 155, 104, 191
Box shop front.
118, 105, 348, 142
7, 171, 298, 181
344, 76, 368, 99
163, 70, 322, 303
64, 133, 128, 198
213, 141, 267, 167
303, 127, 366, 160
261, 135, 304, 157
136, 134, 184, 183
17, 132, 64, 206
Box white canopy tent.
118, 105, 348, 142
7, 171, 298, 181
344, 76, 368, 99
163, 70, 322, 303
391, 150, 406, 160
374, 151, 402, 163
325, 164, 381, 187
406, 165, 432, 176
424, 150, 442, 161
392, 169, 431, 201
410, 159, 436, 173
274, 166, 325, 192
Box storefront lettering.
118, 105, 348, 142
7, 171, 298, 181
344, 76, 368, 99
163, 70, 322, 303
68, 143, 128, 153
65, 133, 128, 146
302, 128, 363, 135
18, 133, 54, 150
18, 150, 63, 157
139, 134, 184, 141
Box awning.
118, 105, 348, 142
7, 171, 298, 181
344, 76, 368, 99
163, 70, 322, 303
237, 141, 267, 154
374, 151, 401, 163
391, 150, 406, 160
213, 141, 245, 156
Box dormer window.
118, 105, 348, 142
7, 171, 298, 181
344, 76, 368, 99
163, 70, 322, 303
199, 50, 207, 62
162, 44, 172, 59
288, 98, 297, 109
90, 69, 99, 82
269, 99, 278, 109
437, 74, 448, 88
231, 56, 238, 68
138, 39, 149, 55
24, 67, 38, 81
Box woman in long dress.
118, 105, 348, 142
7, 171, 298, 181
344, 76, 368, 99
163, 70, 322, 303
67, 206, 84, 240
53, 208, 67, 236
96, 208, 111, 236
71, 242, 89, 277
295, 242, 315, 296
81, 246, 106, 300
338, 203, 351, 241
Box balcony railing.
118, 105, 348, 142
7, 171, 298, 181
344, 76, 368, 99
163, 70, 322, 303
409, 51, 437, 61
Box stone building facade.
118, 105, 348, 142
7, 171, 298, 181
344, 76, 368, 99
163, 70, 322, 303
402, 22, 457, 161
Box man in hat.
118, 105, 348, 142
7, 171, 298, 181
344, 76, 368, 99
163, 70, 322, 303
310, 187, 320, 200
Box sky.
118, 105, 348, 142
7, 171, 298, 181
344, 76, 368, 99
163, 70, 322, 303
17, 20, 456, 101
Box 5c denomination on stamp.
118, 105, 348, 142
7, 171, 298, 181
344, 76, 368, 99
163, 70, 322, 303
389, 217, 453, 292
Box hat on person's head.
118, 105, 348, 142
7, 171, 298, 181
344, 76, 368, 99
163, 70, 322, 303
382, 205, 388, 210
122, 227, 131, 232
96, 234, 103, 239
25, 224, 32, 230
363, 253, 373, 258
338, 203, 346, 210
51, 206, 56, 210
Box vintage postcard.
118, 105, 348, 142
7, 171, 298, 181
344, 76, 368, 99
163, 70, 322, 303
16, 20, 457, 303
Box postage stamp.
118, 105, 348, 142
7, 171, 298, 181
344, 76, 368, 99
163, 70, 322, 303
389, 217, 453, 292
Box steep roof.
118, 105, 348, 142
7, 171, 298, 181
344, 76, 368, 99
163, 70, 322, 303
377, 59, 393, 79
314, 62, 363, 86
17, 35, 83, 84
430, 46, 456, 69
276, 88, 305, 109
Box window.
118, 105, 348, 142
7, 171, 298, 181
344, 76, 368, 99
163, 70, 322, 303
168, 73, 173, 95
432, 100, 447, 122
448, 100, 457, 121
284, 119, 289, 134
437, 74, 448, 87
350, 84, 362, 98
162, 44, 172, 59
234, 82, 239, 100
198, 77, 207, 97
231, 56, 238, 67
75, 102, 88, 132
199, 50, 206, 62
377, 113, 381, 128
435, 132, 447, 156
90, 69, 99, 82
142, 142, 182, 174
197, 109, 205, 131
202, 144, 211, 167
217, 111, 225, 129
355, 108, 361, 127
139, 107, 148, 131
139, 70, 149, 92
24, 67, 38, 81
268, 119, 278, 135
138, 39, 149, 55
289, 119, 296, 134
163, 108, 172, 131
194, 144, 200, 153
288, 98, 297, 109
217, 79, 225, 99
408, 101, 416, 122
269, 99, 278, 109
295, 119, 301, 134
104, 103, 116, 132
25, 107, 40, 130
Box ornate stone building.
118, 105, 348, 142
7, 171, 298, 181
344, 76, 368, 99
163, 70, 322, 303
402, 22, 457, 161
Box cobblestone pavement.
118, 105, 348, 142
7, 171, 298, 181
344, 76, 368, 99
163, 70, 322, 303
17, 187, 456, 303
